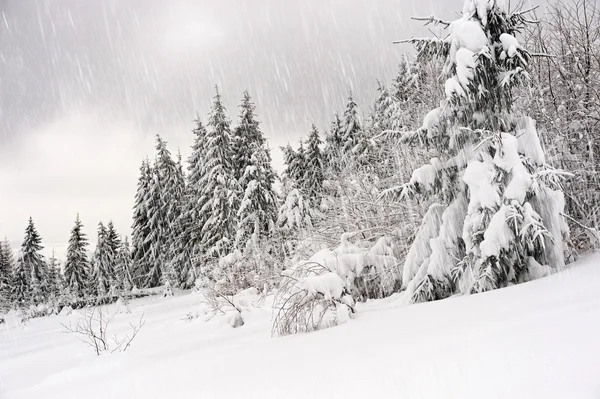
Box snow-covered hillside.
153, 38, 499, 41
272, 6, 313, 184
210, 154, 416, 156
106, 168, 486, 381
1, 254, 599, 399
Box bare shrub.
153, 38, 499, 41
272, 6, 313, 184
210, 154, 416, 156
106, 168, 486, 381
62, 307, 145, 355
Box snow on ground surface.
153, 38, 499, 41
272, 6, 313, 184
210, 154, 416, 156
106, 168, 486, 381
2, 254, 600, 399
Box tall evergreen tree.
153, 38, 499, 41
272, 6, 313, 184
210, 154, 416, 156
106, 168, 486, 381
324, 113, 344, 169
341, 93, 363, 157
236, 143, 279, 250
199, 87, 239, 258
46, 249, 62, 300
105, 221, 121, 261
0, 238, 14, 310
397, 1, 569, 302
232, 91, 267, 182
174, 118, 209, 286
115, 236, 134, 291
15, 218, 47, 304
144, 136, 185, 287
91, 222, 114, 296
303, 125, 325, 204
131, 159, 153, 287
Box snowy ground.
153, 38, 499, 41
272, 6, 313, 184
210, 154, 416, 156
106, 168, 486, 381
1, 254, 600, 399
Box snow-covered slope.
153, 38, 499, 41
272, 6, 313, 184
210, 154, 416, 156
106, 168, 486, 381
2, 254, 600, 399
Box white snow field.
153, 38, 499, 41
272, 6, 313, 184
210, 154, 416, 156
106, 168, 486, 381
2, 254, 600, 399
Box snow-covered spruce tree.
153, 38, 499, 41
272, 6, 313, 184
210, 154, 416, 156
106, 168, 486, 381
277, 138, 322, 253
232, 91, 268, 181
323, 113, 344, 171
341, 93, 363, 159
105, 222, 121, 262
46, 249, 63, 301
131, 159, 153, 287
91, 222, 115, 297
0, 238, 15, 311
198, 87, 239, 260
303, 125, 325, 205
166, 150, 186, 284
15, 217, 48, 304
64, 215, 90, 298
148, 135, 185, 287
280, 142, 306, 194
173, 117, 208, 287
235, 143, 278, 250
396, 0, 570, 302
115, 236, 134, 292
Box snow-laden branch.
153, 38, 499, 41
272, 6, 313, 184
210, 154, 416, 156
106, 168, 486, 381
410, 15, 451, 27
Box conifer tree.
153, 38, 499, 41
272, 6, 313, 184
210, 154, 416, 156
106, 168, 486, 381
174, 118, 209, 286
115, 236, 134, 291
105, 221, 121, 261
303, 125, 324, 205
131, 159, 153, 287
341, 93, 363, 157
64, 215, 90, 298
144, 136, 185, 287
324, 113, 344, 169
15, 217, 47, 304
396, 0, 570, 302
12, 250, 30, 306
91, 222, 114, 296
46, 249, 62, 300
0, 238, 15, 310
199, 87, 239, 258
236, 143, 279, 250
232, 91, 267, 182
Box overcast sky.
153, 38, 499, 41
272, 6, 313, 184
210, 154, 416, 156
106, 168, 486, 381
0, 0, 472, 256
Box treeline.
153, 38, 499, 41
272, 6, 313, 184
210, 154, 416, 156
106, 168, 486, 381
1, 0, 599, 315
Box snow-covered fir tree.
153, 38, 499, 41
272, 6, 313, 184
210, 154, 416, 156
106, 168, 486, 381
198, 87, 239, 259
131, 159, 153, 287
324, 113, 344, 170
105, 221, 121, 262
0, 238, 15, 311
235, 143, 278, 250
46, 249, 63, 300
232, 91, 268, 182
303, 124, 324, 205
14, 218, 47, 305
64, 215, 90, 297
91, 222, 115, 296
397, 0, 570, 302
173, 117, 209, 287
115, 236, 134, 291
144, 135, 186, 287
341, 93, 363, 158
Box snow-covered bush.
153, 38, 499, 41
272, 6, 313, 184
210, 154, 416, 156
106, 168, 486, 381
272, 234, 400, 336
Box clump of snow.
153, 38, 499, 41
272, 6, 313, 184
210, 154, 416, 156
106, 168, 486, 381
463, 160, 500, 210
480, 204, 513, 258
402, 203, 444, 287
456, 48, 476, 86
500, 33, 520, 58
232, 287, 260, 309
494, 133, 533, 203
299, 273, 346, 301
408, 157, 442, 191
421, 106, 443, 137
229, 312, 244, 328
529, 187, 568, 268
445, 77, 466, 98
516, 117, 545, 166
449, 18, 489, 54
